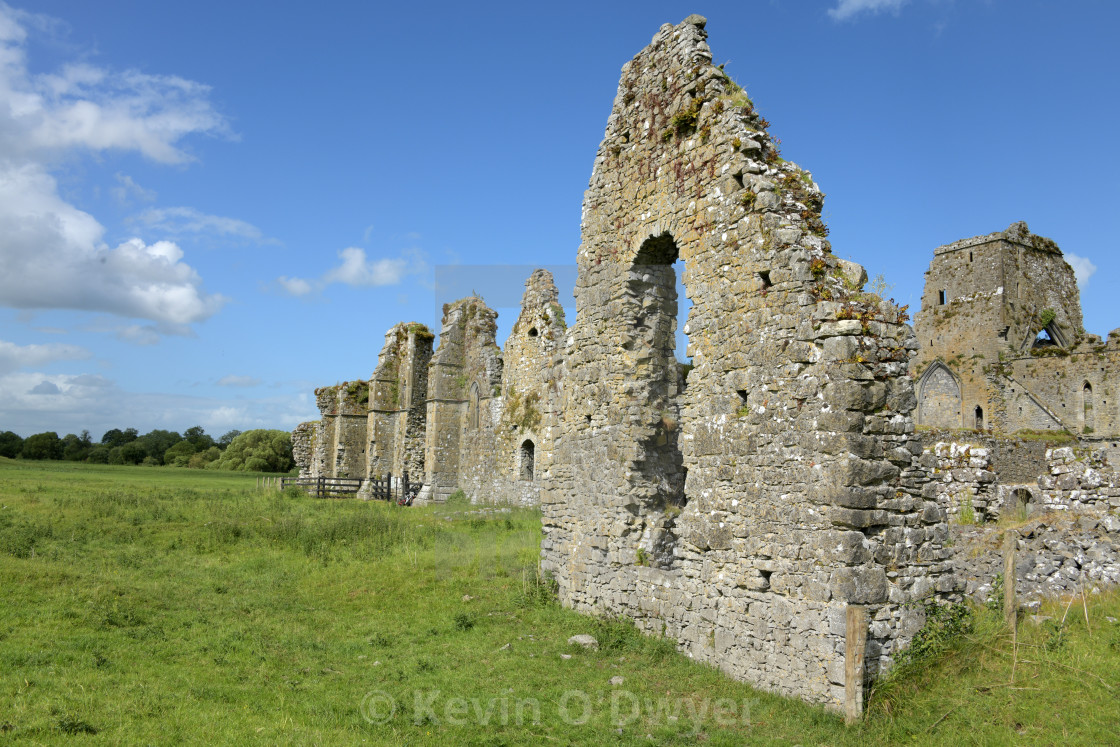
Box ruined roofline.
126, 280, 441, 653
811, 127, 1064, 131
932, 221, 1062, 257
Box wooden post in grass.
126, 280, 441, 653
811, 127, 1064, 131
1003, 531, 1017, 630
845, 604, 868, 725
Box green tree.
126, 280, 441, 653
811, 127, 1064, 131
21, 432, 64, 460
218, 430, 242, 449
188, 446, 221, 469
101, 428, 139, 448
133, 430, 182, 465
164, 439, 198, 467
183, 425, 214, 450
62, 430, 93, 461
212, 430, 293, 472
116, 441, 147, 465
0, 431, 23, 458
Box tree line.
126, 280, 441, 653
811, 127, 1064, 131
0, 426, 294, 473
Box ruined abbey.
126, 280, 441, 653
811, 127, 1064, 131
293, 16, 1120, 714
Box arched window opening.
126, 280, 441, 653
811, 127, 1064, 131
917, 362, 962, 429
469, 383, 480, 430
519, 439, 535, 481
528, 327, 538, 338
1083, 381, 1095, 433
974, 406, 985, 430
1011, 488, 1032, 519
628, 231, 687, 511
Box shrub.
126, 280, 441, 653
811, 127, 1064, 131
212, 430, 294, 473
20, 432, 63, 460
0, 430, 23, 458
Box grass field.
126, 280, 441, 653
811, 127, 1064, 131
1, 458, 1118, 744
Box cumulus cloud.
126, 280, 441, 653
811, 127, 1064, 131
0, 170, 227, 323
1066, 253, 1097, 287
0, 338, 91, 374
0, 3, 229, 329
278, 247, 426, 296
828, 0, 909, 21
323, 247, 410, 286
131, 206, 275, 245
217, 375, 261, 388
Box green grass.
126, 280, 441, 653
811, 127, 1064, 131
1, 458, 1118, 744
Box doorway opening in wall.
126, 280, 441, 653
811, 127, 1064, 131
519, 439, 534, 481
975, 406, 985, 430
1011, 488, 1032, 520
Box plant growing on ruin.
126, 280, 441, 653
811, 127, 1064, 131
663, 96, 704, 141
955, 490, 977, 525
548, 303, 567, 330
809, 257, 827, 279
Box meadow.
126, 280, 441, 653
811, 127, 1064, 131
1, 458, 1118, 744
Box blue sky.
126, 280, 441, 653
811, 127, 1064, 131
0, 0, 1116, 439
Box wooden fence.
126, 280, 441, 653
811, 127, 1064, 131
267, 472, 414, 503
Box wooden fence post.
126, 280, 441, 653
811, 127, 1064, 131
1003, 531, 1017, 630
845, 604, 868, 725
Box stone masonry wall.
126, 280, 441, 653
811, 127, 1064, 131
541, 15, 955, 712
421, 298, 503, 503
365, 323, 434, 491
291, 420, 319, 479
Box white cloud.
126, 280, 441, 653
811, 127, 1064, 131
324, 247, 409, 286
0, 4, 230, 330
111, 173, 156, 205
0, 338, 91, 374
131, 206, 275, 245
0, 167, 227, 323
278, 247, 426, 296
116, 324, 162, 346
277, 276, 313, 296
217, 375, 261, 388
1066, 253, 1097, 287
828, 0, 909, 21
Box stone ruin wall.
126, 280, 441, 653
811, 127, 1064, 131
361, 322, 433, 496
923, 440, 1120, 605
487, 270, 565, 504
540, 16, 955, 711
419, 271, 564, 506
422, 297, 504, 503
292, 322, 434, 490
286, 14, 1120, 715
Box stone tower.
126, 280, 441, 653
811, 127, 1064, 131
913, 222, 1120, 436
913, 222, 1082, 430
